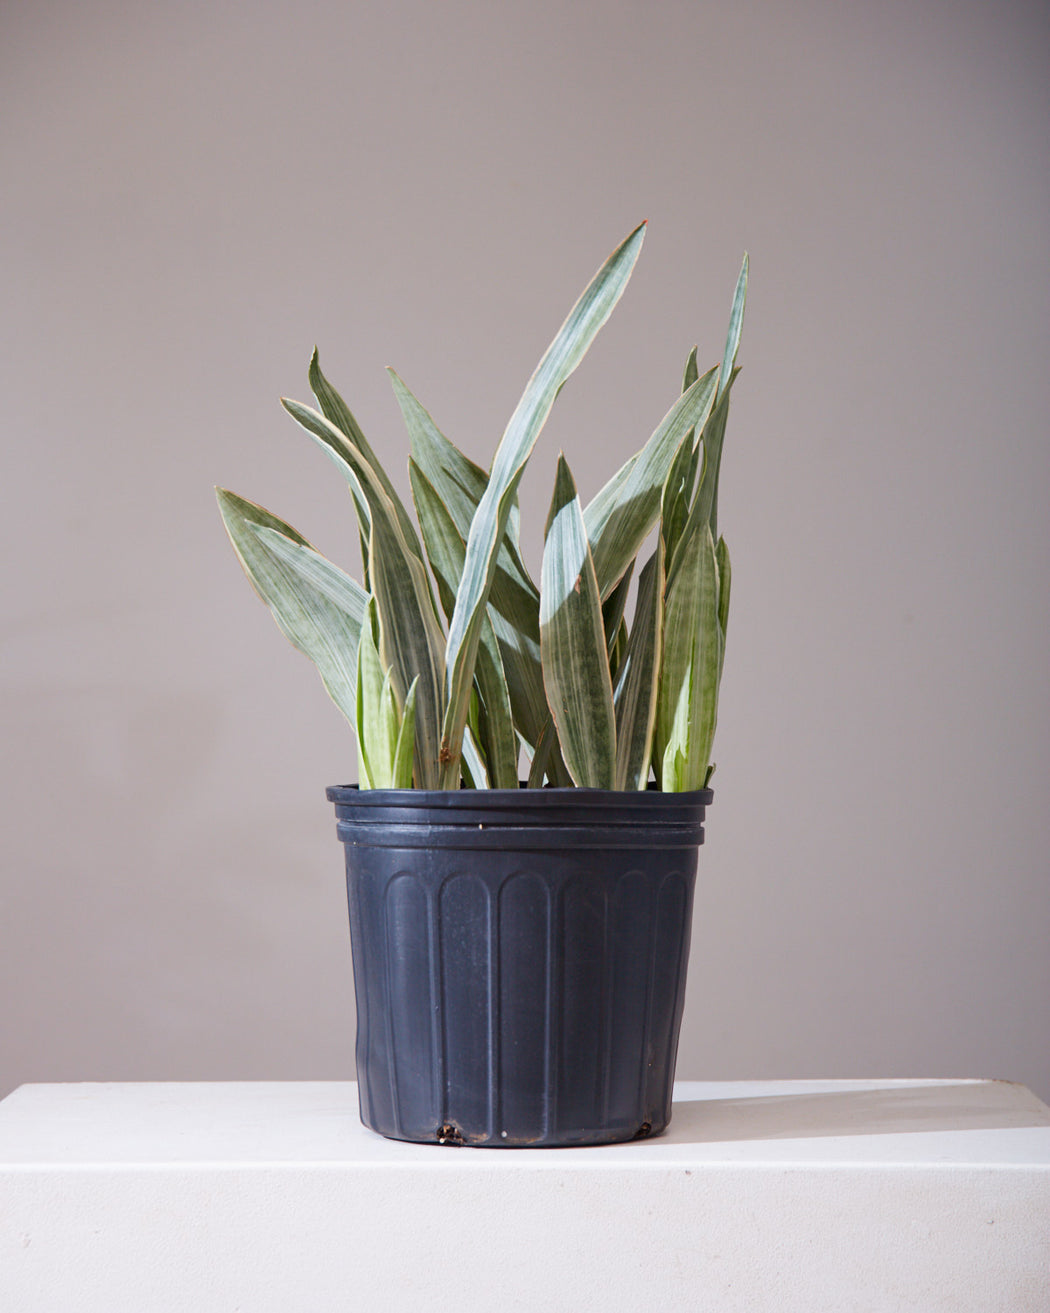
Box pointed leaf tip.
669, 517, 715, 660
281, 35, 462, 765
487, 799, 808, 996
440, 219, 645, 786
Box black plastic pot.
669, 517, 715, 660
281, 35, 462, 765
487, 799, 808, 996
326, 784, 712, 1147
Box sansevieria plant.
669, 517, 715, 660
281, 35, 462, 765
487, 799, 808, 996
217, 224, 746, 792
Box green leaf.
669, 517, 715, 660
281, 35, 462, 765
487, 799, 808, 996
441, 222, 646, 787
525, 719, 552, 788
660, 427, 699, 565
602, 558, 634, 654
718, 254, 748, 401
614, 540, 664, 790
682, 345, 699, 394
390, 369, 539, 604
364, 514, 445, 790
609, 616, 628, 683
309, 350, 422, 564
281, 398, 447, 788
355, 609, 380, 789
249, 525, 366, 619
409, 460, 519, 788
540, 456, 616, 789
660, 347, 707, 563
715, 534, 731, 681
461, 720, 489, 788
656, 519, 721, 791
666, 367, 740, 596
406, 458, 466, 620
392, 677, 419, 788
216, 489, 366, 728
584, 367, 718, 597
356, 602, 402, 790
693, 368, 739, 547
488, 606, 554, 759
684, 255, 748, 550
389, 368, 562, 768
389, 373, 492, 552
472, 638, 519, 787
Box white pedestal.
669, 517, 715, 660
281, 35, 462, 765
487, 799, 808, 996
2, 1078, 1048, 1311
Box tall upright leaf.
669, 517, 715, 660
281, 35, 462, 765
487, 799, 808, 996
389, 367, 570, 779
602, 559, 634, 654
718, 254, 748, 401
540, 456, 616, 789
388, 370, 530, 581
461, 720, 490, 789
695, 253, 748, 545
389, 368, 549, 732
309, 350, 423, 564
660, 347, 705, 563
656, 519, 721, 791
409, 460, 519, 788
281, 399, 447, 787
688, 367, 739, 550
614, 540, 664, 790
661, 426, 700, 564
356, 603, 401, 790
526, 719, 555, 789
584, 367, 718, 597
715, 534, 731, 680
216, 489, 366, 727
666, 367, 739, 596
682, 345, 700, 394
440, 222, 646, 787
391, 677, 419, 788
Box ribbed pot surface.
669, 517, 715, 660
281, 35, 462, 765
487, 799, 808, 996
327, 785, 711, 1147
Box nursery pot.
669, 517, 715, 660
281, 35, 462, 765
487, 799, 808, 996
326, 784, 712, 1147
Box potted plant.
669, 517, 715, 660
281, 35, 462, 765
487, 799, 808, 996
217, 223, 746, 1146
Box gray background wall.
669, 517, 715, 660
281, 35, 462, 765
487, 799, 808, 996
2, 0, 1048, 1101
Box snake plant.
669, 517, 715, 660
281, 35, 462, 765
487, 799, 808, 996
217, 224, 746, 791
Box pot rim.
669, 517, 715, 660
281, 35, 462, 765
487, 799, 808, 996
327, 783, 713, 848
326, 783, 713, 804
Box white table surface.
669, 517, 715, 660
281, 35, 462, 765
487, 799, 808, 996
3, 1078, 1048, 1311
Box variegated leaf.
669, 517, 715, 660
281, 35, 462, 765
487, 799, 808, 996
666, 367, 740, 595
690, 366, 739, 548
441, 223, 646, 787
682, 344, 699, 394
281, 398, 447, 788
540, 456, 616, 789
526, 717, 556, 788
688, 255, 747, 548
715, 534, 731, 680
584, 367, 718, 598
718, 254, 748, 401
392, 676, 419, 788
660, 347, 706, 562
409, 460, 519, 788
461, 720, 490, 789
614, 540, 663, 790
656, 519, 721, 791
389, 368, 565, 774
609, 616, 628, 683
388, 370, 529, 575
665, 259, 747, 589
309, 350, 422, 563
356, 602, 401, 790
216, 489, 366, 728
602, 558, 634, 654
